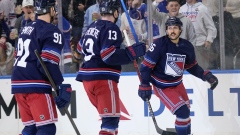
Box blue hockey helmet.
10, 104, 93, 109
34, 0, 56, 15
99, 0, 121, 15
165, 16, 183, 29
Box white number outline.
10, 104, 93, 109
53, 32, 62, 44
149, 43, 156, 52
14, 38, 31, 67
108, 30, 117, 40
82, 38, 95, 61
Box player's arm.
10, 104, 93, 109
100, 26, 146, 65
37, 29, 64, 86
185, 44, 218, 90
140, 41, 160, 85
138, 40, 160, 101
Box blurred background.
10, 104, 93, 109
0, 0, 240, 75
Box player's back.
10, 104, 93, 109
12, 19, 63, 94
76, 20, 123, 82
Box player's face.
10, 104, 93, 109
166, 2, 180, 17
166, 25, 181, 40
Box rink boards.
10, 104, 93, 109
0, 70, 240, 135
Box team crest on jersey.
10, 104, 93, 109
165, 53, 186, 77
40, 114, 45, 120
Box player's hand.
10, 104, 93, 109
126, 42, 146, 61
203, 71, 218, 90
138, 84, 152, 101
54, 84, 72, 109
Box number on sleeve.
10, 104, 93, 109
53, 33, 62, 44
108, 30, 117, 40
148, 43, 156, 52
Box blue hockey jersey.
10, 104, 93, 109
11, 19, 64, 94
76, 20, 132, 83
140, 36, 205, 88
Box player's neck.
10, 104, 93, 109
37, 14, 51, 23
102, 16, 114, 23
171, 38, 179, 44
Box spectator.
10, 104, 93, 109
180, 0, 217, 69
157, 0, 168, 13
67, 0, 96, 45
130, 0, 168, 41
81, 0, 121, 36
211, 0, 239, 69
0, 9, 10, 39
130, 0, 196, 45
0, 0, 17, 29
121, 0, 146, 44
0, 37, 14, 76
9, 0, 35, 47
120, 0, 146, 72
15, 0, 24, 18
226, 0, 240, 41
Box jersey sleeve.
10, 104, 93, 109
140, 39, 162, 85
38, 27, 64, 85
99, 24, 132, 65
184, 42, 197, 69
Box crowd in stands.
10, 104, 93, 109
0, 0, 240, 75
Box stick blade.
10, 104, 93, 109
161, 130, 178, 135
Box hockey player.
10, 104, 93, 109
75, 0, 146, 134
11, 0, 72, 135
138, 17, 218, 135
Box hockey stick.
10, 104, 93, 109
121, 1, 176, 134
120, 0, 142, 81
120, 0, 138, 43
123, 30, 176, 135
34, 50, 81, 135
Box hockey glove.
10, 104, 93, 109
203, 71, 218, 90
138, 84, 152, 101
54, 84, 72, 109
126, 42, 146, 61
